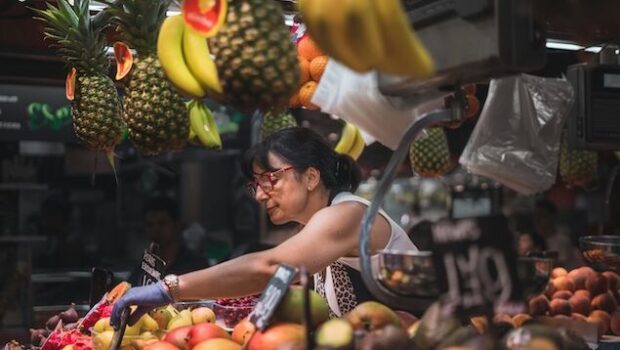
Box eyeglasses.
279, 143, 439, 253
247, 166, 295, 197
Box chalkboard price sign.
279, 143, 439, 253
140, 249, 167, 286
249, 264, 298, 331
430, 216, 522, 316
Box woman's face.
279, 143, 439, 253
252, 152, 310, 225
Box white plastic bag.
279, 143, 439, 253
459, 74, 574, 194
311, 60, 445, 150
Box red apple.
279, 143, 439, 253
192, 338, 241, 350
187, 323, 229, 349
162, 326, 192, 350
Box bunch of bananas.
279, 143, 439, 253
187, 99, 222, 149
298, 0, 435, 78
157, 15, 222, 99
335, 121, 365, 160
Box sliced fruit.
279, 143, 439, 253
65, 67, 76, 101
182, 0, 227, 38
113, 42, 133, 80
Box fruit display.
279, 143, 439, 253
213, 295, 259, 329
525, 266, 620, 338
290, 35, 327, 110
298, 0, 434, 78
334, 121, 366, 160
105, 0, 189, 156
208, 0, 300, 114
33, 0, 124, 160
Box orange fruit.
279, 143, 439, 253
289, 91, 301, 108
299, 81, 319, 110
298, 56, 310, 85
464, 94, 480, 119
297, 36, 324, 61
309, 55, 328, 81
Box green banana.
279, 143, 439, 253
182, 26, 223, 96
373, 0, 435, 78
188, 100, 222, 149
334, 121, 357, 154
347, 126, 365, 160
157, 15, 206, 98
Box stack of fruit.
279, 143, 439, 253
290, 36, 328, 111
526, 266, 620, 338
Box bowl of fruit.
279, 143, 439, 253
377, 249, 440, 297
212, 295, 259, 329
579, 235, 620, 272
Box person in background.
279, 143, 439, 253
112, 127, 418, 326
517, 231, 547, 256
128, 196, 209, 286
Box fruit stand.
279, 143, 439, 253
3, 0, 620, 349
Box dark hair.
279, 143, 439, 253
144, 196, 179, 221
407, 220, 433, 251
242, 127, 362, 196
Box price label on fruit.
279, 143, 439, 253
430, 215, 523, 316
249, 264, 298, 331
139, 249, 167, 286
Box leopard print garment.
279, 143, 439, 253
314, 261, 358, 317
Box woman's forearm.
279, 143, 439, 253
177, 252, 277, 300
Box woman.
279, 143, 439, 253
111, 127, 417, 327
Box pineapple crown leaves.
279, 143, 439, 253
101, 0, 170, 55
32, 0, 110, 75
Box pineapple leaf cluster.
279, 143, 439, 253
101, 0, 170, 55
32, 0, 109, 75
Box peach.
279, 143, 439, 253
586, 273, 608, 296
552, 290, 573, 300
568, 267, 597, 290
573, 289, 591, 300
610, 311, 620, 336
549, 299, 572, 316
552, 276, 576, 292
568, 295, 590, 315
512, 314, 532, 328
571, 313, 588, 322
588, 310, 611, 338
551, 267, 568, 279
603, 271, 620, 291
591, 292, 618, 314
528, 295, 550, 316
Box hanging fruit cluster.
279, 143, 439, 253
290, 35, 328, 110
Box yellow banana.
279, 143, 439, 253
347, 127, 365, 160
308, 0, 373, 72
157, 15, 206, 98
373, 0, 435, 78
338, 0, 384, 70
298, 0, 340, 61
182, 26, 223, 96
335, 121, 357, 154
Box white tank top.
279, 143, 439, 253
317, 192, 418, 316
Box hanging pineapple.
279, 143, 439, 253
260, 110, 298, 141
559, 136, 598, 188
208, 0, 300, 113
104, 0, 188, 156
409, 127, 454, 177
33, 0, 124, 156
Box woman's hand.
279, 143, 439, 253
110, 282, 173, 328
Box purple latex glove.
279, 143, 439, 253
110, 282, 173, 329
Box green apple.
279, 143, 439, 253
315, 318, 354, 348
150, 308, 173, 330
273, 286, 329, 328
167, 314, 193, 330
